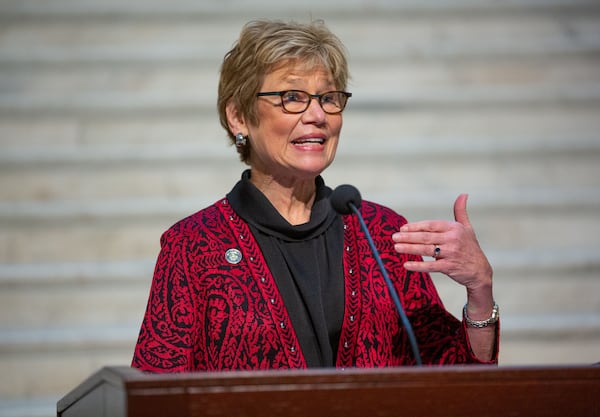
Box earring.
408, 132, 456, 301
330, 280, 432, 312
235, 133, 247, 147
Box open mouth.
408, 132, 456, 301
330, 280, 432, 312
292, 137, 325, 145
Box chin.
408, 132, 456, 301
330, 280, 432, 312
293, 162, 333, 179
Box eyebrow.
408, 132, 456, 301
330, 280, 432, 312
273, 78, 336, 91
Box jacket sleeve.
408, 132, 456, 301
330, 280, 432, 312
131, 226, 198, 372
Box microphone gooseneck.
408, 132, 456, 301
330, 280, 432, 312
330, 184, 423, 366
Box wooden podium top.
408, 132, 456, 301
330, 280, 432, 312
57, 364, 600, 417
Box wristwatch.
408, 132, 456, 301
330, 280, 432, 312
463, 302, 499, 328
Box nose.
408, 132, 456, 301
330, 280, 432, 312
301, 97, 327, 124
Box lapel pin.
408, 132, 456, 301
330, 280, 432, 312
225, 248, 242, 264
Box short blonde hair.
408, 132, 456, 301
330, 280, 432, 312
217, 19, 349, 163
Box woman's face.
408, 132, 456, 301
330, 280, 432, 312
244, 64, 343, 183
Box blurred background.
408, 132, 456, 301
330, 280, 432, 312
1, 0, 599, 415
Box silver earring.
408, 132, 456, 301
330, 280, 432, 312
235, 133, 247, 147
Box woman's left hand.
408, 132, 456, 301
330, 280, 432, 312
391, 194, 493, 291
393, 194, 497, 361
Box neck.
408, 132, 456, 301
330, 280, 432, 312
249, 171, 317, 225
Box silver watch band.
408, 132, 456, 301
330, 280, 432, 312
463, 302, 499, 328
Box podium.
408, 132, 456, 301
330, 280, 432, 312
57, 365, 599, 417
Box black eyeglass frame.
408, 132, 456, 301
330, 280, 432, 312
256, 90, 352, 114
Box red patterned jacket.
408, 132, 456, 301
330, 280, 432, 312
132, 198, 498, 372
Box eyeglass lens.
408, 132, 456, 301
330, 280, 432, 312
281, 91, 348, 113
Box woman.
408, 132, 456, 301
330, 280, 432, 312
132, 20, 498, 372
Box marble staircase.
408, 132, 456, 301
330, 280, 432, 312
1, 0, 599, 415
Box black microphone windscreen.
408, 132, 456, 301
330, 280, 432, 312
330, 184, 362, 215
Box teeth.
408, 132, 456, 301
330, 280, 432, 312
294, 138, 324, 144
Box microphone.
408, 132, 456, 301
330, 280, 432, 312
330, 185, 423, 366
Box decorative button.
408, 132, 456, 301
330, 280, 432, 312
290, 346, 296, 353
225, 248, 242, 264
343, 224, 348, 230
349, 268, 353, 275
350, 315, 355, 322
239, 234, 244, 240
249, 256, 254, 262
280, 322, 285, 329
229, 215, 234, 221
270, 298, 275, 304
346, 246, 351, 252
344, 341, 349, 348
261, 277, 266, 283
351, 290, 357, 297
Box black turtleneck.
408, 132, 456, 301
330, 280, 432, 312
226, 170, 344, 367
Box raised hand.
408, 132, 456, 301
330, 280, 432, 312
391, 194, 492, 291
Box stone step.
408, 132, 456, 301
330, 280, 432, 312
1, 0, 599, 415
0, 220, 165, 264
0, 188, 598, 263
2, 186, 597, 221
2, 105, 599, 151
349, 60, 600, 107
2, 0, 597, 18
3, 132, 598, 167
342, 106, 600, 147
2, 326, 599, 417
1, 313, 598, 403
0, 153, 239, 202
0, 185, 598, 226
0, 148, 598, 202
0, 397, 57, 417
500, 337, 600, 366
3, 56, 599, 103
0, 113, 219, 149
2, 313, 599, 360
390, 190, 600, 252
0, 326, 134, 402
1, 8, 598, 67
3, 83, 598, 116
2, 72, 599, 115
0, 3, 598, 416
330, 151, 600, 193
1, 246, 598, 330
433, 247, 600, 318
0, 261, 152, 329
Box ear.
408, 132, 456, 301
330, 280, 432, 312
225, 99, 247, 136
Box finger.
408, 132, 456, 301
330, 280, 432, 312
392, 232, 441, 245
394, 243, 439, 257
398, 220, 451, 233
403, 259, 446, 273
453, 193, 472, 229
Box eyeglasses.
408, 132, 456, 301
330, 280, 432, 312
256, 90, 352, 114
